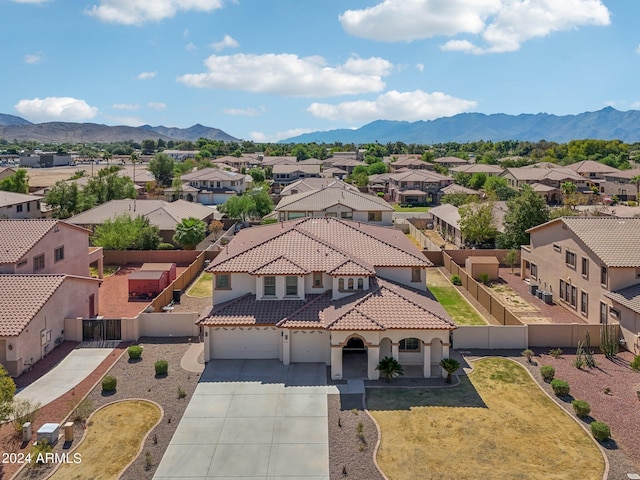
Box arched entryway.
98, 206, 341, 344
342, 336, 368, 379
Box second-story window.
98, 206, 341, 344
54, 246, 64, 262
411, 268, 422, 282
600, 266, 608, 286
565, 250, 576, 268
285, 276, 298, 296
581, 257, 589, 277
368, 211, 382, 222
312, 272, 323, 288
215, 274, 230, 289
34, 254, 45, 272
264, 276, 276, 296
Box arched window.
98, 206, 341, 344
348, 278, 354, 290
357, 278, 364, 289
338, 278, 344, 290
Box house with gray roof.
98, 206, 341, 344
272, 164, 321, 191
0, 191, 43, 219
275, 183, 394, 225
522, 217, 640, 351
177, 168, 246, 205
199, 217, 456, 380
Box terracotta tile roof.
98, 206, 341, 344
440, 184, 478, 195
605, 284, 640, 314
275, 187, 393, 212
0, 274, 65, 336
450, 164, 504, 174
0, 219, 58, 264
251, 256, 309, 275
327, 259, 375, 276
568, 160, 620, 175
181, 168, 243, 181
279, 178, 357, 196
208, 217, 430, 275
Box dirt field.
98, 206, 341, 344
26, 164, 149, 188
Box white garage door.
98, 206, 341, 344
210, 327, 280, 359
290, 330, 330, 363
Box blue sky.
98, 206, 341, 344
2, 0, 640, 142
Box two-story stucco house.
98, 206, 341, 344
521, 217, 640, 352
178, 168, 246, 205
0, 191, 43, 219
198, 217, 456, 380
0, 219, 102, 376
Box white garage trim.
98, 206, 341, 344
210, 327, 280, 359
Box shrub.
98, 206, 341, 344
157, 242, 174, 250
377, 192, 385, 197
591, 421, 611, 441
572, 400, 591, 418
128, 345, 143, 360
540, 366, 555, 382
551, 379, 570, 396
478, 272, 490, 285
71, 398, 93, 424
155, 360, 168, 376
451, 274, 462, 286
102, 375, 117, 392
631, 355, 640, 372
11, 399, 41, 436
521, 349, 534, 363
549, 348, 563, 359
30, 440, 53, 466
177, 386, 186, 399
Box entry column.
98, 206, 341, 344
422, 341, 431, 378
331, 345, 342, 380
391, 342, 399, 360
367, 345, 380, 380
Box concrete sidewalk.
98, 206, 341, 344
15, 348, 113, 407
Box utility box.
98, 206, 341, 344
64, 422, 74, 442
22, 422, 32, 442
36, 423, 60, 445
528, 283, 538, 295
128, 270, 170, 299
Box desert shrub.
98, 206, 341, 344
591, 421, 611, 441
630, 355, 640, 372
377, 192, 385, 197
128, 345, 143, 360
155, 360, 168, 375
220, 237, 230, 245
177, 386, 186, 399
11, 399, 41, 436
30, 440, 53, 466
521, 349, 534, 363
478, 272, 490, 285
551, 379, 570, 396
540, 366, 555, 382
72, 398, 93, 424
572, 400, 591, 418
451, 274, 462, 286
260, 218, 277, 225
549, 348, 563, 359
157, 242, 174, 250
102, 375, 117, 392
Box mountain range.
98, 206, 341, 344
0, 114, 238, 143
283, 107, 640, 144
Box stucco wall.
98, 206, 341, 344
375, 267, 426, 291
138, 312, 199, 337
214, 273, 255, 304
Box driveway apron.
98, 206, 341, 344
154, 359, 337, 480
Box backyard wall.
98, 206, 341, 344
453, 326, 528, 349
137, 312, 199, 338
528, 323, 608, 348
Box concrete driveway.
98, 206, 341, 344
154, 359, 338, 480
15, 347, 113, 407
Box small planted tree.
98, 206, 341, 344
128, 345, 143, 360
102, 375, 117, 393
540, 366, 555, 382
591, 421, 611, 441
572, 400, 591, 418
521, 349, 534, 364
155, 360, 169, 376
505, 249, 519, 274
440, 358, 461, 384
11, 399, 41, 436
375, 357, 404, 382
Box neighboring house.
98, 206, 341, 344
500, 166, 589, 203
68, 199, 216, 244
568, 160, 620, 180
430, 202, 507, 248
439, 183, 480, 196
0, 192, 43, 219
330, 159, 366, 175
384, 155, 435, 172
384, 170, 454, 205
177, 168, 246, 205
279, 178, 358, 197
521, 217, 640, 351
0, 167, 17, 180
199, 217, 456, 380
261, 156, 298, 167
433, 156, 469, 168
211, 155, 261, 170
0, 219, 102, 376
450, 164, 505, 176
601, 168, 640, 202
272, 165, 321, 190
275, 184, 394, 225
321, 167, 349, 180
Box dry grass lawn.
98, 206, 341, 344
426, 269, 487, 325
186, 272, 213, 298
49, 400, 161, 480
367, 358, 605, 480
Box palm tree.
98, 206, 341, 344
375, 356, 404, 382
630, 174, 640, 203
440, 358, 461, 384
173, 217, 207, 250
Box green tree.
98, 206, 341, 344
247, 187, 274, 218
149, 153, 175, 187
483, 176, 516, 200
44, 181, 96, 219
505, 249, 519, 274
439, 358, 460, 384
173, 217, 207, 250
375, 356, 404, 382
248, 168, 266, 184
498, 185, 550, 249
630, 174, 640, 201
85, 166, 137, 204
0, 168, 29, 193
141, 139, 156, 155
219, 195, 256, 222
468, 172, 487, 190
92, 214, 161, 250
459, 202, 498, 247
441, 192, 477, 207
367, 161, 387, 175
0, 364, 16, 423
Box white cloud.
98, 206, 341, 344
223, 106, 266, 117
340, 0, 610, 54
250, 128, 313, 143
86, 0, 225, 26
12, 0, 51, 4
631, 101, 640, 110
178, 54, 391, 97
135, 71, 157, 80
24, 53, 44, 64
183, 28, 190, 37
112, 103, 140, 110
185, 42, 196, 51
148, 102, 167, 110
416, 63, 424, 72
211, 34, 239, 52
15, 97, 98, 123
307, 89, 477, 123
